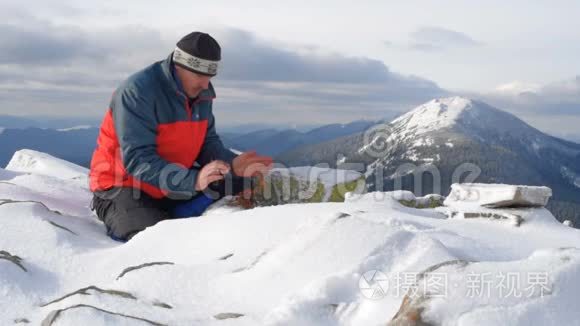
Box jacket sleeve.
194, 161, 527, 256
113, 86, 199, 197
196, 103, 238, 167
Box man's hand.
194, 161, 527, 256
232, 151, 273, 178
195, 160, 230, 191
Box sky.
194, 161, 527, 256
0, 0, 579, 139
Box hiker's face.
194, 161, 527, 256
175, 65, 212, 98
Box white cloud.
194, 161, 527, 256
407, 26, 482, 51
461, 76, 580, 141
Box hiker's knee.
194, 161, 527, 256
92, 188, 170, 241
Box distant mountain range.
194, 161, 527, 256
278, 96, 580, 224
221, 120, 380, 156
2, 98, 578, 224
0, 127, 99, 168
0, 119, 379, 167
0, 115, 101, 129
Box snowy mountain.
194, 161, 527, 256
1, 149, 579, 325
278, 97, 580, 225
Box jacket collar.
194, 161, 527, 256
160, 53, 216, 99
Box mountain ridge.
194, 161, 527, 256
277, 96, 580, 224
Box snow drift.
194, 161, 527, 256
1, 149, 579, 325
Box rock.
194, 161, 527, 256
336, 212, 351, 219
213, 312, 245, 320
388, 260, 470, 326
40, 286, 137, 307
47, 221, 77, 235
218, 253, 234, 260
231, 250, 269, 273
392, 191, 445, 209
0, 250, 27, 272
13, 318, 30, 324
388, 295, 432, 326
448, 210, 524, 227
116, 262, 174, 280
0, 199, 62, 215
152, 300, 173, 309
41, 304, 165, 326
251, 172, 325, 206
445, 183, 552, 208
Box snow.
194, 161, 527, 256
390, 190, 417, 202
406, 150, 419, 161
57, 125, 92, 132
412, 137, 434, 147
390, 96, 474, 138
1, 150, 580, 325
5, 149, 89, 181
0, 167, 23, 181
356, 97, 483, 165
561, 166, 580, 188
354, 96, 580, 183
0, 127, 4, 135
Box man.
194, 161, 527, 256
89, 31, 273, 242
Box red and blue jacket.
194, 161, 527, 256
89, 53, 237, 199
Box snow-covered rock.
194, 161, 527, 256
5, 149, 89, 182
272, 166, 364, 202
252, 166, 365, 206
445, 183, 552, 208
271, 166, 362, 190
442, 183, 554, 227
1, 151, 580, 325
390, 190, 445, 209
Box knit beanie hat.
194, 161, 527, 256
172, 32, 220, 76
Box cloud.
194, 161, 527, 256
407, 42, 444, 52
494, 81, 542, 95
0, 18, 172, 70
407, 26, 481, 51
0, 13, 445, 125
196, 28, 446, 124
216, 29, 420, 84
212, 78, 446, 125
481, 76, 580, 116
1, 23, 89, 66
458, 76, 580, 140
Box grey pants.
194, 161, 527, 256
90, 175, 253, 241
91, 187, 178, 241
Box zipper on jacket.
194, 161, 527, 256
176, 91, 192, 120
185, 98, 192, 120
